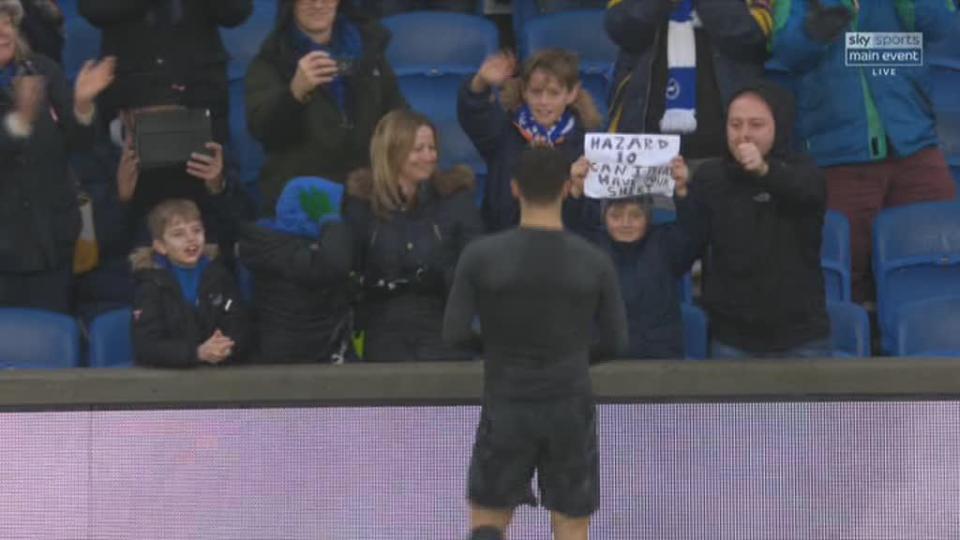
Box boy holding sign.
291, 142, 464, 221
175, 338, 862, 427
572, 156, 697, 359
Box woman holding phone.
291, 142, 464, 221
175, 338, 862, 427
246, 0, 406, 213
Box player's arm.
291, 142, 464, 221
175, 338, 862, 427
591, 255, 629, 361
442, 246, 483, 352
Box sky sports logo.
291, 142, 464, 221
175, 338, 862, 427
845, 32, 923, 76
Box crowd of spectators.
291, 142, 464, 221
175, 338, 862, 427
0, 0, 956, 365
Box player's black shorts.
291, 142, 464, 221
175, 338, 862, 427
467, 394, 598, 518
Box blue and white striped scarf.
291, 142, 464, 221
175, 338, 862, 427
660, 0, 699, 134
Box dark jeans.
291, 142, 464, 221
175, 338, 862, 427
0, 265, 73, 314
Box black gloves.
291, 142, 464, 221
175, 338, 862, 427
804, 0, 854, 43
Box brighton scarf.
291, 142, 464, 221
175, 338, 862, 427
660, 0, 699, 134
514, 104, 576, 147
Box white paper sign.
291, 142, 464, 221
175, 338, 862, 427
583, 133, 681, 199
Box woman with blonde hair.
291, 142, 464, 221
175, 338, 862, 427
458, 47, 604, 237
346, 109, 483, 362
0, 0, 114, 313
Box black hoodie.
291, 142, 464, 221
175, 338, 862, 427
676, 81, 829, 353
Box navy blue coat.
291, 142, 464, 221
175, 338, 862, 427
457, 81, 603, 237
345, 167, 483, 362
604, 0, 767, 134
596, 224, 696, 359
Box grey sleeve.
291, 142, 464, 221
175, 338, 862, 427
442, 246, 482, 351
592, 254, 629, 360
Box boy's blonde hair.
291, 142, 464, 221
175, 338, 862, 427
500, 48, 603, 130
147, 199, 202, 240
368, 109, 439, 219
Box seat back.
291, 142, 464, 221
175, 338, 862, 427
896, 296, 960, 357
681, 303, 708, 360
0, 309, 81, 369
821, 210, 852, 302
873, 201, 960, 351
381, 12, 499, 76
61, 0, 102, 82
88, 308, 134, 368
826, 301, 870, 358
220, 0, 275, 81
520, 9, 616, 123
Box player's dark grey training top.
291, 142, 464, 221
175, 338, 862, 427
443, 227, 628, 399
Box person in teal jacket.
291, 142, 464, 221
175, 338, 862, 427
771, 0, 958, 303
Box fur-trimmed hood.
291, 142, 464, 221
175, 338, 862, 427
345, 165, 475, 201
129, 245, 220, 272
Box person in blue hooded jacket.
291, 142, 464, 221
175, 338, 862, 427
237, 177, 356, 364
771, 0, 958, 302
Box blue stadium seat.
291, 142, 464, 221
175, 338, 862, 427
681, 303, 708, 360
220, 0, 275, 81
678, 273, 693, 304
227, 78, 266, 190
826, 301, 870, 357
60, 0, 101, 82
512, 0, 541, 54
435, 117, 486, 175
520, 9, 617, 122
518, 10, 616, 70
514, 0, 608, 52
352, 0, 485, 16
394, 76, 487, 194
88, 308, 134, 368
895, 296, 960, 357
873, 201, 960, 353
822, 210, 852, 302
0, 309, 81, 369
381, 12, 499, 76
396, 74, 462, 122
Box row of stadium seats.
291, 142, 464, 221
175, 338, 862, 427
0, 298, 874, 369
59, 3, 960, 189
0, 199, 941, 368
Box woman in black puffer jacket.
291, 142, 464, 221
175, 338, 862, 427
346, 109, 483, 362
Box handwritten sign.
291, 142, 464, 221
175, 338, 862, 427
583, 133, 680, 199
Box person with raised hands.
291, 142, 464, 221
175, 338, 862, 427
0, 0, 115, 313
458, 48, 604, 237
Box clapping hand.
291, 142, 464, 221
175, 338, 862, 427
12, 74, 45, 127
197, 329, 235, 364
74, 56, 116, 117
